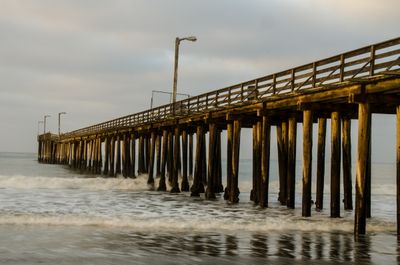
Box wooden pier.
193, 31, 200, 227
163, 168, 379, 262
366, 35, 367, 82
38, 37, 400, 237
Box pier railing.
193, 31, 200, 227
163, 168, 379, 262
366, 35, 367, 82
64, 37, 400, 138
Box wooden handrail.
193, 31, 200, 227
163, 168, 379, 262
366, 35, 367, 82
62, 37, 400, 138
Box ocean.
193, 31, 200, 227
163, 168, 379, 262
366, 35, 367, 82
0, 152, 398, 264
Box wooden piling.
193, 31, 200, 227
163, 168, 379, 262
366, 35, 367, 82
251, 123, 260, 203
82, 140, 87, 171
89, 140, 93, 173
277, 121, 288, 205
287, 115, 297, 209
191, 125, 205, 196
224, 122, 233, 200
331, 111, 341, 218
366, 112, 372, 218
167, 130, 173, 184
138, 135, 144, 175
230, 119, 241, 203
201, 132, 207, 187
156, 134, 162, 178
77, 142, 82, 169
396, 106, 400, 235
355, 102, 370, 236
94, 137, 103, 174
342, 117, 353, 210
80, 141, 84, 169
146, 136, 150, 173
171, 127, 181, 193
95, 139, 99, 172
143, 136, 147, 173
215, 130, 223, 193
109, 136, 115, 177
158, 130, 168, 191
260, 114, 271, 208
181, 129, 190, 191
76, 141, 81, 169
189, 133, 194, 179
126, 134, 132, 177
97, 138, 102, 174
38, 140, 42, 162
74, 142, 79, 169
206, 123, 217, 199
122, 134, 127, 177
82, 140, 90, 171
69, 142, 74, 167
87, 140, 92, 172
116, 135, 121, 175
103, 137, 109, 175
148, 131, 156, 186
315, 118, 326, 210
302, 110, 313, 217
130, 134, 136, 178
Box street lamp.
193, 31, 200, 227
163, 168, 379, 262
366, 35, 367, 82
37, 121, 43, 136
43, 115, 51, 134
58, 112, 67, 137
172, 36, 197, 107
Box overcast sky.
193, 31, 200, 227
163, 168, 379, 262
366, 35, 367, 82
0, 0, 399, 157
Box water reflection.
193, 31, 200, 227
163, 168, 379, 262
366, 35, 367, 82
301, 233, 312, 260
204, 236, 220, 256
315, 234, 324, 260
354, 235, 371, 263
225, 235, 238, 256
276, 234, 295, 259
250, 234, 267, 257
398, 237, 400, 263
342, 234, 353, 262
329, 233, 340, 261
97, 230, 392, 264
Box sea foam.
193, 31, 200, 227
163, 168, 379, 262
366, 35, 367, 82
0, 174, 154, 191
0, 212, 395, 234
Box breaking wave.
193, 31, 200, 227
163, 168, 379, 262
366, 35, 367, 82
0, 174, 155, 191
0, 212, 395, 233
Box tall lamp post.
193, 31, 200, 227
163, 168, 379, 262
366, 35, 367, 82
58, 112, 67, 137
172, 36, 197, 112
43, 115, 51, 134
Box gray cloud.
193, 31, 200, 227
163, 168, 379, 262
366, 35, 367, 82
0, 0, 398, 155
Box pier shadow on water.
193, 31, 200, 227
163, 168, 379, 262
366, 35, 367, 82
0, 215, 398, 265
100, 230, 396, 264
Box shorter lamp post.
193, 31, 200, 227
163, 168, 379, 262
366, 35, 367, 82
58, 112, 67, 137
37, 121, 43, 136
43, 115, 51, 134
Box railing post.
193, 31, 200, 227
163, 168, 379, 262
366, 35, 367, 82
370, 45, 375, 76
228, 88, 232, 106
291, 69, 295, 91
255, 79, 259, 100
312, 63, 316, 88
272, 74, 277, 94
340, 54, 345, 82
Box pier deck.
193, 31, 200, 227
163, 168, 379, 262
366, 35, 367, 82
38, 37, 400, 236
